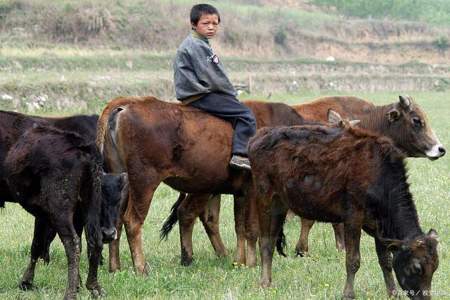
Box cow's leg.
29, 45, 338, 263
123, 171, 161, 275
333, 223, 345, 251
178, 193, 210, 266
375, 238, 397, 297
109, 220, 123, 272
199, 194, 228, 258
258, 196, 286, 288
342, 216, 363, 299
55, 219, 80, 300
84, 225, 103, 297
295, 218, 314, 256
20, 218, 51, 290
244, 187, 259, 267
233, 194, 247, 265
41, 225, 56, 264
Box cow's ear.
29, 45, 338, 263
399, 95, 412, 110
382, 238, 407, 251
327, 109, 343, 126
427, 228, 439, 242
387, 108, 401, 123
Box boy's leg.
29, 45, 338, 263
189, 93, 256, 168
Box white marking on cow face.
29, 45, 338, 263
425, 130, 446, 159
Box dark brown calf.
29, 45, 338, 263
248, 120, 439, 299
0, 110, 98, 208
4, 125, 105, 299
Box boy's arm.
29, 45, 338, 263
189, 45, 237, 97
174, 50, 210, 100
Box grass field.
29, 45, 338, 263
0, 90, 449, 299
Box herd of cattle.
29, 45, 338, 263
0, 95, 445, 299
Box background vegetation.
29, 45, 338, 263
313, 0, 450, 25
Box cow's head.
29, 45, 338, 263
387, 229, 439, 299
386, 96, 445, 160
100, 172, 128, 243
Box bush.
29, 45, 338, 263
274, 27, 287, 46
432, 36, 449, 52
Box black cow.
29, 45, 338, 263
0, 110, 98, 207
4, 123, 125, 299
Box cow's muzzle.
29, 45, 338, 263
101, 227, 117, 243
426, 144, 446, 160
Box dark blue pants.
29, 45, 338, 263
189, 93, 256, 156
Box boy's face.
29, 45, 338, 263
192, 13, 219, 39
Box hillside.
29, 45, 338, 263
1, 0, 449, 64
0, 0, 449, 112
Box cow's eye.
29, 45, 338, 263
412, 117, 423, 128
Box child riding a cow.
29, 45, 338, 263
173, 4, 256, 170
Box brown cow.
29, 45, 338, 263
159, 100, 311, 266
248, 116, 439, 299
161, 95, 445, 265
97, 96, 306, 273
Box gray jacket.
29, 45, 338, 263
173, 33, 237, 101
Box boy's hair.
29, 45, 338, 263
190, 4, 221, 26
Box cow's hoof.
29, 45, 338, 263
19, 281, 34, 291
295, 250, 305, 257
232, 261, 245, 268
342, 292, 356, 299
87, 282, 105, 298
181, 257, 193, 266
260, 279, 271, 288
90, 287, 105, 298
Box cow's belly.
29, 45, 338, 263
164, 168, 248, 194
282, 188, 345, 223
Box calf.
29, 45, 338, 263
4, 124, 124, 299
0, 110, 98, 207
248, 116, 439, 299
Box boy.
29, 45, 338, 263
173, 3, 256, 170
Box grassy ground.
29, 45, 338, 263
0, 91, 449, 299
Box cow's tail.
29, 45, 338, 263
276, 216, 287, 257
96, 100, 127, 172
160, 193, 187, 241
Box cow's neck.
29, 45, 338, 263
357, 104, 393, 133
376, 160, 423, 241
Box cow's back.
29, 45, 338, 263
248, 125, 397, 221
99, 97, 239, 193
293, 96, 375, 122
244, 100, 305, 127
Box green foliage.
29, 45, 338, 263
313, 0, 450, 25
433, 36, 450, 52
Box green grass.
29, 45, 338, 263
0, 91, 449, 299
313, 0, 450, 26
